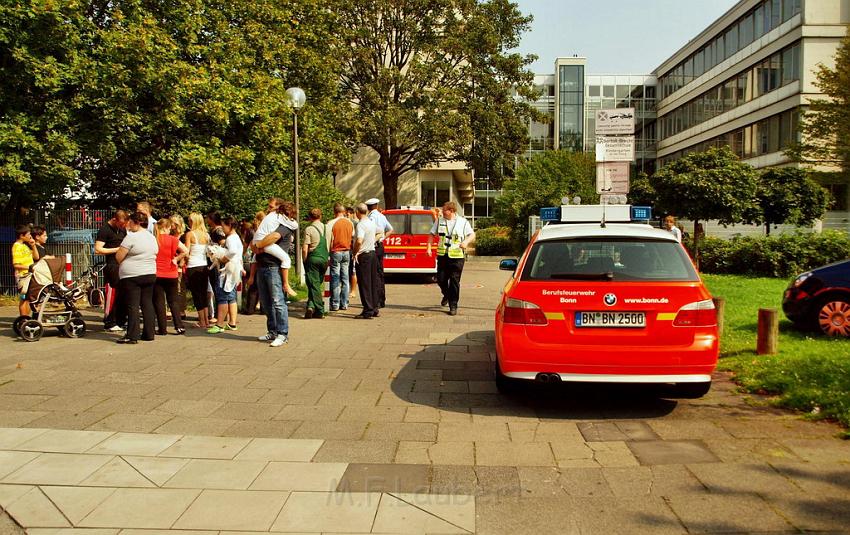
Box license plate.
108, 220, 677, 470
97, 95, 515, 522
575, 311, 646, 328
385, 253, 405, 259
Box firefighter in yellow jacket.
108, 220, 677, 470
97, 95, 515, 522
426, 201, 475, 316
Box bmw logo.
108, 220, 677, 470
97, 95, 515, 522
604, 293, 617, 306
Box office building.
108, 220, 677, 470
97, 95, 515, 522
654, 0, 849, 225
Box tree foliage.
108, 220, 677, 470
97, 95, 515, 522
494, 150, 598, 247
758, 167, 830, 235
0, 0, 355, 219
337, 0, 538, 207
787, 26, 850, 178
651, 146, 760, 262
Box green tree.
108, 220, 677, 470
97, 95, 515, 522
628, 172, 656, 207
337, 0, 537, 208
651, 146, 760, 263
758, 167, 831, 235
0, 1, 88, 210
494, 150, 598, 247
787, 26, 850, 179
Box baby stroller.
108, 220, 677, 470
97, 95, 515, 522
12, 257, 92, 342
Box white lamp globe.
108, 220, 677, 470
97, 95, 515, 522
285, 87, 306, 110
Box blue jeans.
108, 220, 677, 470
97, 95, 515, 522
257, 265, 288, 336
329, 251, 350, 309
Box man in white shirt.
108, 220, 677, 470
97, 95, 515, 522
365, 197, 393, 308
427, 201, 475, 316
353, 203, 379, 319
136, 201, 157, 233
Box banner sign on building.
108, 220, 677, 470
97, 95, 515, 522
595, 136, 635, 162
596, 162, 631, 194
595, 108, 635, 135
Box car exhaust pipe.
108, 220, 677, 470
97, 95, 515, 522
535, 373, 561, 383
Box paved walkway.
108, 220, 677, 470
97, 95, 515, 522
1, 263, 849, 533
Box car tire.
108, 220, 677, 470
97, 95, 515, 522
494, 359, 519, 395
815, 296, 850, 337
671, 381, 711, 399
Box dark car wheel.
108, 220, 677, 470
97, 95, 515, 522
494, 359, 520, 395
816, 297, 850, 337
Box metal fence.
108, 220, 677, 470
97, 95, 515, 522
1, 209, 110, 296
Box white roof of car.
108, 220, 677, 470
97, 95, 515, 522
537, 223, 678, 242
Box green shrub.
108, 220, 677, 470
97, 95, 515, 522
473, 226, 514, 256
698, 231, 850, 278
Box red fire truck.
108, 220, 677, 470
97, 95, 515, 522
381, 207, 438, 274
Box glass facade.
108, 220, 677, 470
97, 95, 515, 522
659, 107, 800, 165
659, 0, 801, 99
659, 41, 801, 139
558, 64, 584, 151
526, 76, 555, 157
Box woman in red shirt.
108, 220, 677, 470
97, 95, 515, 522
154, 218, 189, 334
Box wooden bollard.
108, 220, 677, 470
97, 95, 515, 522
757, 308, 779, 355
712, 297, 725, 338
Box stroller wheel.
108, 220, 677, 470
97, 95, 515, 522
13, 315, 29, 337
63, 318, 87, 338
20, 320, 43, 342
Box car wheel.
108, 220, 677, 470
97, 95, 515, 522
19, 320, 43, 342
817, 297, 850, 337
671, 381, 711, 399
494, 359, 519, 395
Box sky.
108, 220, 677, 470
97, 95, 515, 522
514, 0, 740, 74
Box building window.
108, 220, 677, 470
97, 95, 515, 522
588, 85, 600, 97
826, 184, 849, 211
558, 64, 584, 151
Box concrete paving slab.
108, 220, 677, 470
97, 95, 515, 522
665, 493, 794, 533
626, 440, 720, 465
80, 457, 156, 488
162, 459, 266, 490
172, 489, 289, 531
270, 491, 381, 533
3, 453, 113, 486
336, 463, 431, 493
0, 451, 40, 479
121, 457, 190, 487
77, 488, 201, 529
15, 430, 113, 454
0, 428, 49, 449
86, 433, 181, 457
372, 493, 475, 534
250, 461, 347, 491
313, 440, 398, 464
40, 486, 117, 525
234, 438, 323, 462
157, 436, 250, 460
4, 487, 70, 528
0, 483, 33, 509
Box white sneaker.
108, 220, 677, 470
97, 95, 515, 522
270, 335, 288, 347
106, 325, 123, 333
257, 332, 275, 342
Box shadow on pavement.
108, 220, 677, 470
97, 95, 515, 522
391, 330, 678, 420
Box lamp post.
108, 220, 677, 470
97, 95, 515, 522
285, 86, 306, 285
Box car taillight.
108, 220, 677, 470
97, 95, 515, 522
503, 298, 548, 325
673, 299, 717, 327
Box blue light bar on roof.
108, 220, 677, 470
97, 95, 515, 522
540, 207, 560, 222
630, 206, 652, 221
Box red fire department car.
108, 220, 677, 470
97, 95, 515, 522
495, 205, 719, 398
382, 207, 438, 274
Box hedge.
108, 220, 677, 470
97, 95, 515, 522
473, 226, 514, 256
695, 231, 850, 278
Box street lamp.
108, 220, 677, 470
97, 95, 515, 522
285, 86, 306, 285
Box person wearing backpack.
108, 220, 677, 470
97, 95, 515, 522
302, 208, 329, 319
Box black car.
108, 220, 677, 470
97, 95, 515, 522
783, 259, 850, 336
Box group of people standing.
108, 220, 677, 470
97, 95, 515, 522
13, 195, 477, 345
95, 202, 245, 344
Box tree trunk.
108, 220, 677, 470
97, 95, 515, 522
765, 223, 771, 236
378, 155, 401, 209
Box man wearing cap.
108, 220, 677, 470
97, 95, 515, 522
365, 197, 393, 308
426, 201, 475, 316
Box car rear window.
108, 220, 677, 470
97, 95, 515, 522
521, 238, 699, 282
410, 214, 435, 235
